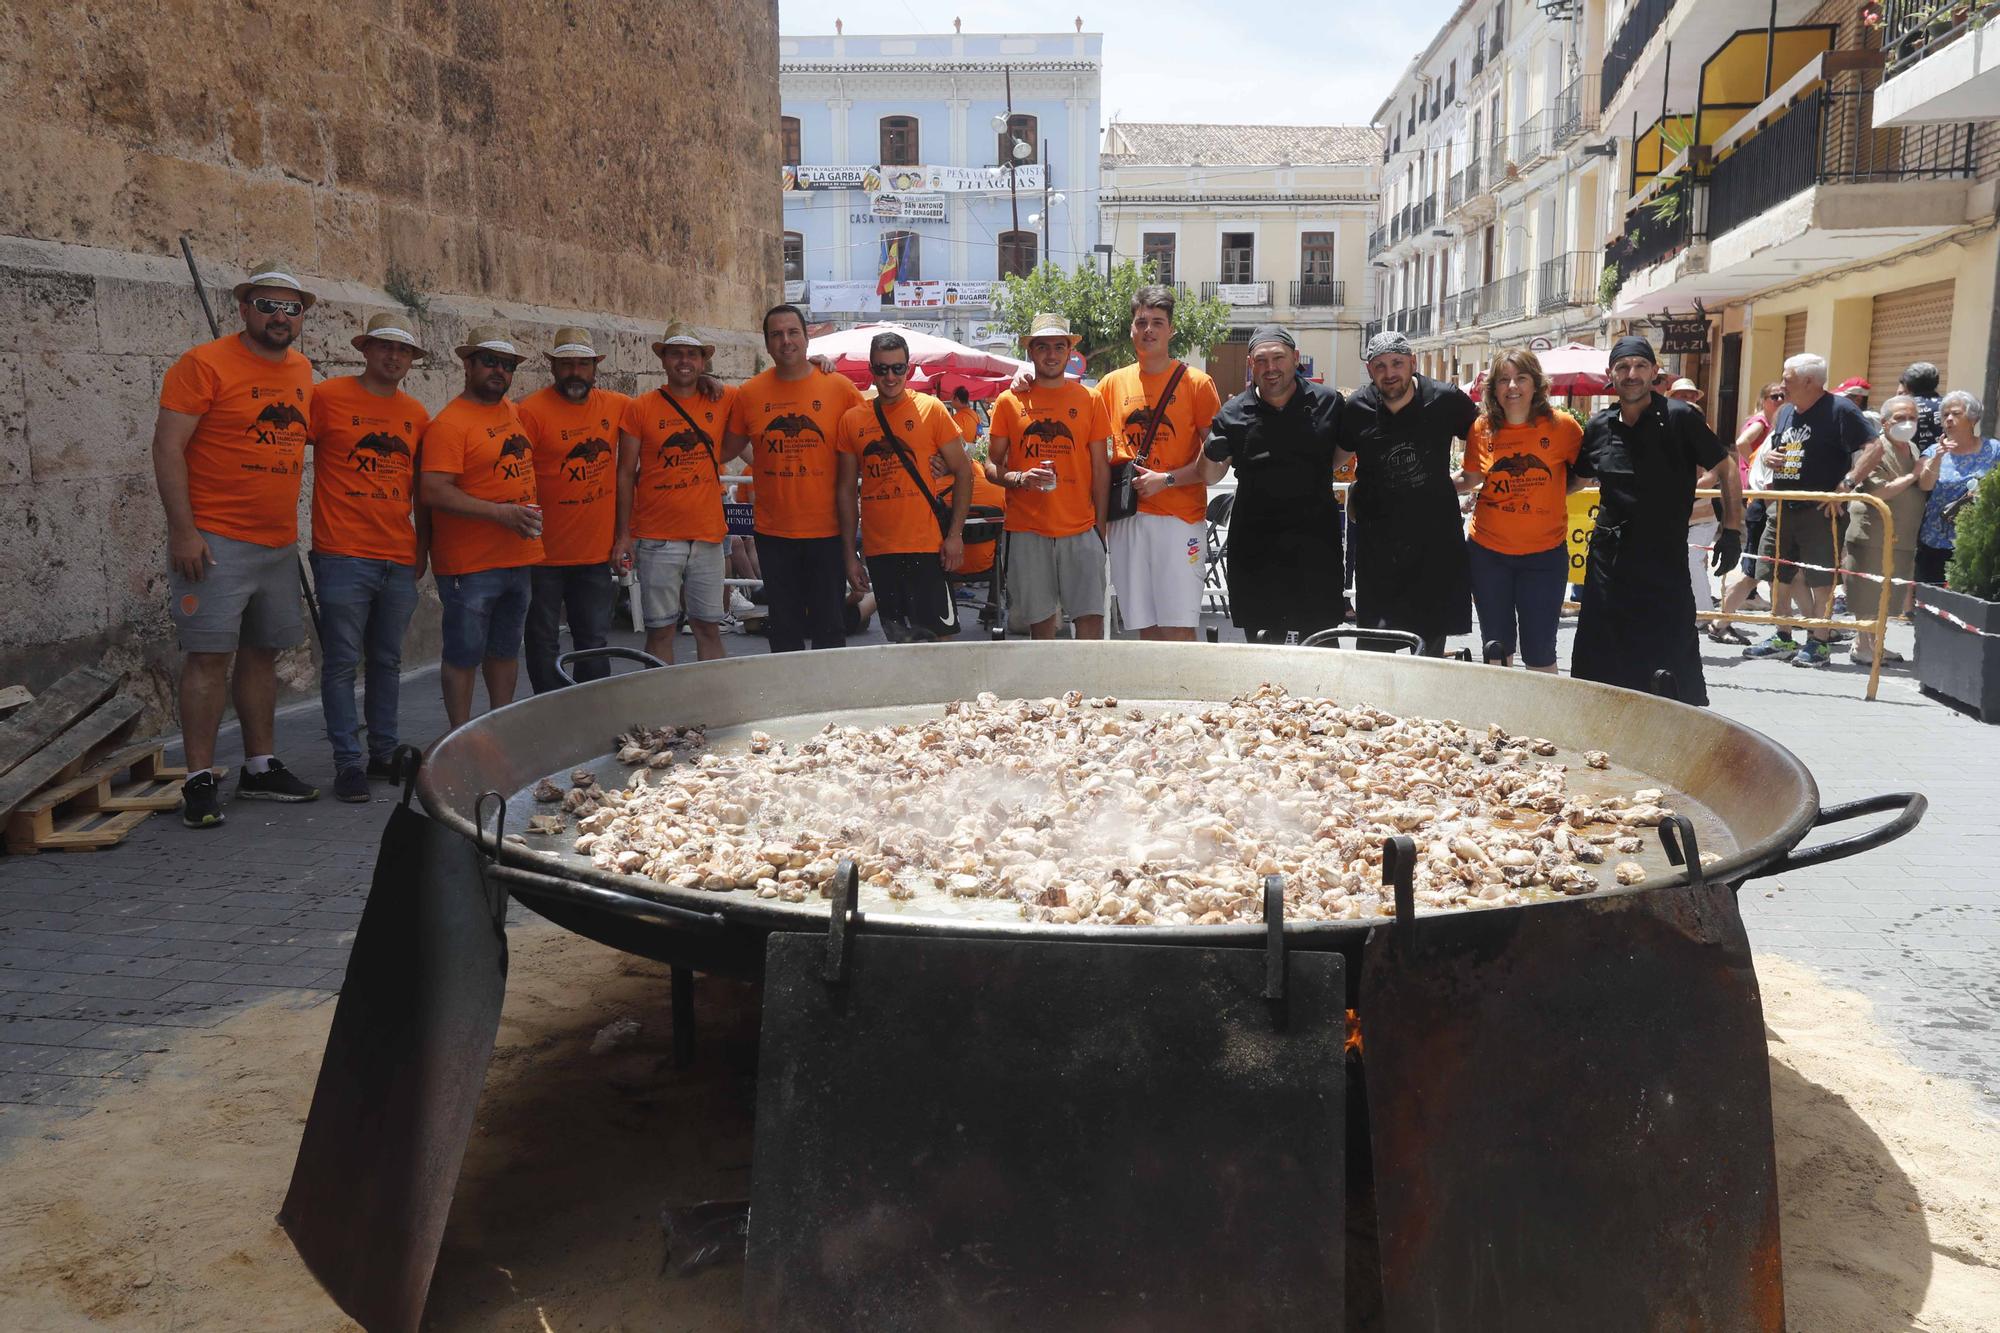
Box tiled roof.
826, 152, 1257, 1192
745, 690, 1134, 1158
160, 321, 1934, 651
1101, 122, 1384, 166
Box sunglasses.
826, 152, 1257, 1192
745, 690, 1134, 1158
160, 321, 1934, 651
1766, 392, 1785, 401
870, 361, 909, 377
472, 352, 518, 371
250, 297, 305, 317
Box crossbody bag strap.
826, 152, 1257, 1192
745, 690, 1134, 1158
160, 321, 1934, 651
1134, 361, 1188, 467
658, 388, 721, 477
873, 399, 953, 535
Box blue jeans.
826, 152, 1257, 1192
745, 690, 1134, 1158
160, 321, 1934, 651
525, 563, 618, 693
1467, 539, 1569, 668
436, 566, 533, 669
310, 553, 420, 771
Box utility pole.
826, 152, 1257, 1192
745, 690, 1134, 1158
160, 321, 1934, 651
1042, 138, 1052, 266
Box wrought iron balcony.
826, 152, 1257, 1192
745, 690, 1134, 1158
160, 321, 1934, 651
1368, 226, 1387, 258
1881, 0, 2000, 77
1616, 180, 1705, 274
1536, 251, 1603, 313
1291, 280, 1346, 307
1551, 74, 1600, 148
1603, 0, 1673, 114
1477, 271, 1529, 324
1447, 168, 1468, 212
1488, 136, 1509, 181
1516, 111, 1551, 166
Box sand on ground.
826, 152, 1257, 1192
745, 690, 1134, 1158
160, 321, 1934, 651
0, 926, 1994, 1331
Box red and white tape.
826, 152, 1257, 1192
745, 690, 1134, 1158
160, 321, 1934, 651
1686, 538, 2000, 638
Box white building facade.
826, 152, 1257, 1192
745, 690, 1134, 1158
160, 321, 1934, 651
779, 28, 1102, 347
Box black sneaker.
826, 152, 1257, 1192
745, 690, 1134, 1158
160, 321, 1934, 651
365, 754, 402, 782
180, 770, 225, 828
333, 766, 371, 803
237, 758, 320, 802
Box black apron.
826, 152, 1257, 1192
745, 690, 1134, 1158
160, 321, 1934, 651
1343, 378, 1477, 644
1217, 382, 1346, 634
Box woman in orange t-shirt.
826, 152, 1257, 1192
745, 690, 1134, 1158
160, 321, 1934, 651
1460, 348, 1583, 672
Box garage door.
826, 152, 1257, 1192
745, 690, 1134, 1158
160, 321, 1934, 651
1782, 312, 1807, 360
1868, 280, 1953, 397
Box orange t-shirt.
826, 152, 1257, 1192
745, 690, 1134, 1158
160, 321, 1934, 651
836, 392, 962, 558
308, 376, 429, 563
988, 380, 1110, 538
1098, 362, 1222, 524
420, 397, 545, 576
517, 386, 629, 566
158, 334, 314, 547
947, 400, 980, 444
1463, 412, 1584, 556
725, 369, 864, 539
621, 385, 737, 544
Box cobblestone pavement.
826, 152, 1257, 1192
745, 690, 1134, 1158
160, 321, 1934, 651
2, 602, 1994, 1151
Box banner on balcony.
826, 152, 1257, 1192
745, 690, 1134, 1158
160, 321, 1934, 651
809, 279, 882, 314
867, 193, 948, 222
783, 280, 807, 303
1654, 315, 1709, 355
1214, 284, 1267, 306
894, 279, 994, 308
880, 164, 1046, 193
785, 165, 881, 191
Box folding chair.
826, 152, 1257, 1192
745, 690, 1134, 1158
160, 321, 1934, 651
1202, 491, 1234, 619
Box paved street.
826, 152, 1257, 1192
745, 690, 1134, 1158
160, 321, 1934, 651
2, 605, 1995, 1153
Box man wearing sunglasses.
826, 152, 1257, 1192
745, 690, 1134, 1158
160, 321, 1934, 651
152, 262, 323, 828
419, 326, 546, 728
834, 332, 974, 641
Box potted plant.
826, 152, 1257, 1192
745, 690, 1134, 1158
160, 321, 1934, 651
1914, 477, 2000, 721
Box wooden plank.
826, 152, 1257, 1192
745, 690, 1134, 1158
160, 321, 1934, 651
8, 807, 154, 855
0, 685, 31, 720
0, 667, 122, 780
0, 695, 144, 824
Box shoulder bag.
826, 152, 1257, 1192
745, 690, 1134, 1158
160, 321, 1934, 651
1105, 362, 1187, 523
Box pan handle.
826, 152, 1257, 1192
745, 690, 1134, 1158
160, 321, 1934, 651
483, 860, 728, 933
1756, 792, 1927, 878
555, 646, 668, 686
1298, 627, 1427, 655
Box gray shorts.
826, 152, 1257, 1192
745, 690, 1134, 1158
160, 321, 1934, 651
637, 538, 725, 627
1007, 529, 1108, 626
167, 530, 306, 654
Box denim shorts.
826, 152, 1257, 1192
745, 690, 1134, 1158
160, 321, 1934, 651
436, 566, 532, 668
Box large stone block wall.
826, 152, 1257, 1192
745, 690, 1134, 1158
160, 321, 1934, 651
0, 0, 781, 727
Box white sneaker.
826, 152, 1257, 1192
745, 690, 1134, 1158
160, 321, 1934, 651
728, 590, 756, 616
718, 614, 744, 635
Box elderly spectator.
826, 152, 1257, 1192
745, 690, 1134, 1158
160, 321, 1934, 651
1571, 336, 1741, 705
1338, 331, 1480, 655
151, 262, 322, 828
1667, 377, 1705, 409
1710, 382, 1786, 644
1915, 389, 2000, 585
1457, 348, 1582, 672
1842, 394, 1927, 665
1199, 324, 1346, 643
1743, 353, 1882, 668
1097, 285, 1222, 641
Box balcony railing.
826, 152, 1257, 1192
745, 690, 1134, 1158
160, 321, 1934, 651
1603, 0, 1674, 113
1202, 281, 1274, 306
1882, 0, 2000, 77
1488, 135, 1509, 181
1617, 179, 1705, 273
1421, 196, 1438, 229
1536, 251, 1604, 313
1291, 280, 1346, 307
1363, 319, 1383, 345
1447, 168, 1468, 212
1707, 77, 1993, 238
1551, 74, 1600, 148
1368, 226, 1387, 258
1477, 271, 1529, 324
1472, 48, 1485, 77
1516, 110, 1551, 166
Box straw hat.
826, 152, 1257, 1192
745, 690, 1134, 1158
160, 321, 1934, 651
453, 324, 526, 364
651, 321, 717, 357
350, 311, 427, 357
1021, 313, 1082, 349
1668, 377, 1704, 401
547, 325, 605, 362
232, 262, 318, 309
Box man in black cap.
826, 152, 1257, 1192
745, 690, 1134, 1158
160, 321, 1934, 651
1336, 330, 1481, 654
1571, 335, 1744, 704
1199, 324, 1346, 641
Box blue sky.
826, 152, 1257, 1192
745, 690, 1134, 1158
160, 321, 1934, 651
776, 0, 1463, 128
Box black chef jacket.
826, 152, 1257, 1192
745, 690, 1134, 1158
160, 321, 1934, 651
1338, 374, 1480, 645
1570, 392, 1727, 704
1208, 377, 1347, 636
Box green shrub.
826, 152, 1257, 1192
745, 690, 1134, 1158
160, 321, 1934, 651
1945, 474, 2000, 600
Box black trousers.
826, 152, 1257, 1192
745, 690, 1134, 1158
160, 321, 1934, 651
867, 552, 960, 642
524, 563, 616, 693
759, 533, 848, 653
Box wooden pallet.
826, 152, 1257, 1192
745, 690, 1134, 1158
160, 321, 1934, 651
4, 743, 186, 854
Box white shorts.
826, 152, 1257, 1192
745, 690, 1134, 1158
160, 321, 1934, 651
1107, 511, 1204, 630
1687, 520, 1718, 611
637, 539, 725, 627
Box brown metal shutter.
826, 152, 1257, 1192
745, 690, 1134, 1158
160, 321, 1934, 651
1782, 313, 1807, 360
1868, 281, 1954, 396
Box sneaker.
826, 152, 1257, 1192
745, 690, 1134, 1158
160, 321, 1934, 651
1742, 633, 1799, 660
180, 770, 225, 828
334, 766, 371, 803
728, 590, 757, 617
1791, 639, 1834, 668
365, 754, 402, 782
236, 758, 320, 802
717, 613, 745, 635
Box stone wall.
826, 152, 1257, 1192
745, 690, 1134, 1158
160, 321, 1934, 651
0, 0, 781, 726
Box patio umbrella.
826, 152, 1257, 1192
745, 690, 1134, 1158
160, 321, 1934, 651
1465, 343, 1613, 402
811, 322, 1029, 383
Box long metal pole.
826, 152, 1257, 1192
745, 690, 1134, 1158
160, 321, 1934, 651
1042, 138, 1052, 267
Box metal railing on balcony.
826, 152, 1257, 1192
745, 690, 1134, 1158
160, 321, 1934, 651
1477, 271, 1530, 324
1536, 251, 1604, 313
1516, 111, 1551, 166
1707, 77, 1995, 239
1882, 0, 2000, 77
1421, 196, 1438, 229
1472, 48, 1485, 77
1291, 280, 1346, 307
1551, 74, 1601, 148
1389, 211, 1405, 242
1368, 226, 1387, 258
1363, 319, 1383, 345
1447, 168, 1468, 212
1488, 135, 1509, 181
1603, 0, 1673, 113
1411, 305, 1435, 337
1201, 281, 1275, 306
1617, 179, 1705, 274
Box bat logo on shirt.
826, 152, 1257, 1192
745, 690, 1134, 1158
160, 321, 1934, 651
1486, 453, 1552, 479
768, 413, 826, 442
1122, 407, 1176, 444
494, 433, 533, 480
658, 429, 707, 463
1020, 417, 1074, 461
351, 433, 411, 474
564, 436, 613, 482
250, 402, 308, 444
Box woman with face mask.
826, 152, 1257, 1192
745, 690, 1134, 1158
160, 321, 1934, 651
1841, 394, 1928, 665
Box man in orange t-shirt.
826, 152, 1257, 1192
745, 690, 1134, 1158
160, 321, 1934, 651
1097, 285, 1223, 641
988, 314, 1112, 639
614, 322, 742, 664
722, 304, 865, 652
515, 327, 630, 693
151, 261, 322, 826
419, 325, 546, 729
835, 331, 973, 642
308, 311, 432, 801
947, 386, 982, 445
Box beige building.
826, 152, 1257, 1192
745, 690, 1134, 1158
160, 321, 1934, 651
0, 1, 781, 719
1599, 0, 2000, 424
1369, 0, 1614, 385
1099, 122, 1382, 391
